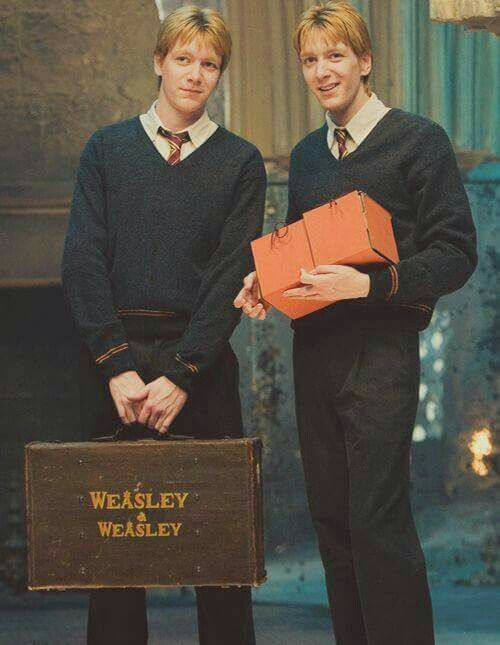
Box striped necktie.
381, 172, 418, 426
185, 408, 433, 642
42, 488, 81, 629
334, 127, 349, 160
157, 126, 191, 165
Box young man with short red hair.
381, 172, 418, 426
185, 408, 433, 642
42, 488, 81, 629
63, 6, 265, 644
236, 2, 477, 643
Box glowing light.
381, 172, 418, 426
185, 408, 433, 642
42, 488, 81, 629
468, 428, 493, 477
426, 401, 438, 422
431, 332, 443, 350
433, 359, 444, 373
419, 383, 428, 401
413, 425, 427, 442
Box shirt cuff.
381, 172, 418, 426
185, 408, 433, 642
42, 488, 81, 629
96, 343, 137, 380
366, 264, 399, 302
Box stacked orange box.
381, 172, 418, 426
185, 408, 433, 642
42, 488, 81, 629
251, 190, 399, 320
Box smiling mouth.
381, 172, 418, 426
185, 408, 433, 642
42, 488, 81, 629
180, 88, 203, 95
319, 83, 340, 93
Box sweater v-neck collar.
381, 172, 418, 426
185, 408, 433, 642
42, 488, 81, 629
320, 108, 401, 163
133, 116, 225, 170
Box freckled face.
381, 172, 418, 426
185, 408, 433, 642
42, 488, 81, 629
300, 31, 371, 123
154, 36, 222, 118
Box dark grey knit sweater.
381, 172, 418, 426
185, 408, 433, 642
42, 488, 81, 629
61, 117, 266, 390
287, 108, 478, 331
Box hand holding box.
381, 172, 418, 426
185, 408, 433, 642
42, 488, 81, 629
251, 191, 399, 320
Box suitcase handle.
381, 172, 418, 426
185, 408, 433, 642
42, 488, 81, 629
92, 427, 194, 442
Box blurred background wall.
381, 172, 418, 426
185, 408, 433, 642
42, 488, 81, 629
0, 0, 498, 622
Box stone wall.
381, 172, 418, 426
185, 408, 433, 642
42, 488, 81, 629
0, 0, 159, 187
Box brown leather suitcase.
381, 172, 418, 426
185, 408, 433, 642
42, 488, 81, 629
25, 436, 265, 590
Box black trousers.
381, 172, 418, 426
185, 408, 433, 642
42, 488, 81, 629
293, 323, 435, 645
79, 319, 255, 645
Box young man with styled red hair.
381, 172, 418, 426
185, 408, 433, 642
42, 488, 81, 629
63, 6, 265, 644
236, 2, 477, 643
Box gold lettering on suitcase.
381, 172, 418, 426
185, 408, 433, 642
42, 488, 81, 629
89, 490, 189, 538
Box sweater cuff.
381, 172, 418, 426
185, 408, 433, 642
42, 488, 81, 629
366, 265, 399, 302
96, 343, 137, 381
163, 352, 198, 394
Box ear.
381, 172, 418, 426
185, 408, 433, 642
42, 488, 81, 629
153, 54, 164, 77
360, 51, 372, 78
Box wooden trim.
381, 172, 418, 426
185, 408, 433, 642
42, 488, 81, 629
0, 197, 71, 217
0, 278, 61, 288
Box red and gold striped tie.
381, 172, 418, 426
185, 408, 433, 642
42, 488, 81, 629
157, 126, 191, 165
334, 127, 349, 160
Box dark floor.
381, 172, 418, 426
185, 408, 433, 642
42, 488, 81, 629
1, 586, 499, 644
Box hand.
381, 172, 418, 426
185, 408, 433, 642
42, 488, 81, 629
233, 271, 270, 320
128, 376, 188, 434
283, 265, 370, 301
109, 371, 147, 425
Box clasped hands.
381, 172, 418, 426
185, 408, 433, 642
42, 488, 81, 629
109, 371, 187, 435
234, 265, 370, 318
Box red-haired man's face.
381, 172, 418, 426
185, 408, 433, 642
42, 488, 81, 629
154, 36, 222, 119
300, 33, 371, 124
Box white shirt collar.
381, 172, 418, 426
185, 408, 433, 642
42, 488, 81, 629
142, 100, 214, 149
326, 93, 389, 145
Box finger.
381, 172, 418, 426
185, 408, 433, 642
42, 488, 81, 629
314, 264, 342, 274
147, 409, 161, 429
158, 394, 186, 434
244, 302, 264, 318
283, 286, 316, 297
233, 287, 249, 308
118, 400, 134, 426
127, 388, 149, 402
242, 302, 260, 316
288, 293, 323, 300
115, 401, 128, 425
124, 401, 137, 425
132, 399, 145, 418
243, 271, 256, 289
248, 304, 264, 318
257, 308, 267, 320
294, 294, 332, 300
299, 268, 318, 284
154, 404, 175, 432
158, 408, 180, 435
138, 402, 152, 426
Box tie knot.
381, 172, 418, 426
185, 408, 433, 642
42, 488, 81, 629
157, 127, 191, 165
334, 127, 348, 144
334, 127, 349, 159
157, 126, 190, 145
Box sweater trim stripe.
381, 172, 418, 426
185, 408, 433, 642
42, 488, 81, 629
175, 353, 199, 374
96, 343, 129, 364
399, 303, 433, 314
387, 265, 399, 300
118, 309, 179, 318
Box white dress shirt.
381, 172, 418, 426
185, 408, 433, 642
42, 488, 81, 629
326, 93, 391, 159
139, 100, 218, 162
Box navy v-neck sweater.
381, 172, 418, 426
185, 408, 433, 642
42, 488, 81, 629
287, 108, 477, 331
61, 117, 266, 390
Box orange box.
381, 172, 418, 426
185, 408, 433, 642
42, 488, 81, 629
250, 220, 331, 319
303, 191, 399, 267
251, 191, 399, 320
